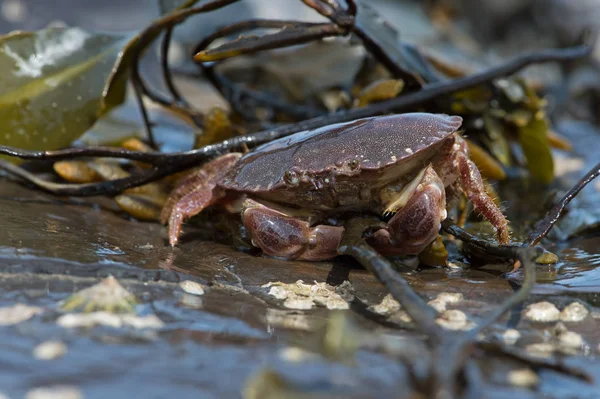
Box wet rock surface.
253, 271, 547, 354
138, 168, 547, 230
1, 171, 600, 398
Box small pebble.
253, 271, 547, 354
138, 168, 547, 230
558, 330, 584, 349
33, 341, 67, 360
60, 276, 136, 314
267, 286, 289, 300
387, 310, 412, 324
324, 296, 350, 310
507, 368, 539, 388
428, 299, 447, 313
502, 329, 521, 345
560, 302, 589, 322
436, 310, 473, 330
535, 251, 559, 265
436, 292, 464, 304
121, 314, 164, 330
369, 294, 401, 316
0, 304, 43, 326
57, 312, 164, 329
25, 386, 82, 399
178, 280, 205, 296
523, 301, 560, 322
282, 297, 314, 310
278, 347, 316, 363
429, 292, 464, 313
446, 262, 462, 269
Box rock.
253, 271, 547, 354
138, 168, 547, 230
502, 329, 521, 345
507, 368, 539, 388
33, 341, 68, 360
436, 310, 474, 330
178, 280, 206, 296
60, 276, 136, 314
0, 304, 42, 326
57, 312, 164, 329
263, 280, 354, 310
25, 386, 82, 399
560, 302, 589, 322
368, 294, 401, 316
523, 301, 560, 322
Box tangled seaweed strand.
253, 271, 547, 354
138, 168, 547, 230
526, 162, 600, 246
0, 44, 590, 196
339, 218, 544, 398
440, 161, 600, 252
127, 0, 243, 146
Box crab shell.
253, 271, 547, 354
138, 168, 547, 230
219, 113, 463, 210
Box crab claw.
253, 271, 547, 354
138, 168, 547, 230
369, 165, 447, 255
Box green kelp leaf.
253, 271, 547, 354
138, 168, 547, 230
482, 112, 511, 166
158, 0, 201, 14
518, 114, 554, 184
0, 27, 132, 156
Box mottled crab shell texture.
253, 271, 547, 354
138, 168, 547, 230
219, 113, 462, 193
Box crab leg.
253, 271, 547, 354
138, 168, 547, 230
455, 151, 510, 245
241, 199, 343, 261
161, 153, 241, 246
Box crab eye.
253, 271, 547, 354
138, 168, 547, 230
349, 159, 360, 170
283, 170, 299, 186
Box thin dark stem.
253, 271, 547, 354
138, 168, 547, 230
526, 162, 600, 246
302, 0, 354, 28
441, 219, 523, 259
131, 30, 205, 128
338, 218, 442, 341
118, 0, 243, 132
131, 72, 157, 150
194, 23, 346, 62
301, 0, 336, 18
0, 159, 186, 197
340, 242, 441, 335
345, 0, 357, 16
192, 19, 318, 57
458, 248, 539, 344
193, 19, 331, 121
0, 145, 171, 163
161, 27, 188, 107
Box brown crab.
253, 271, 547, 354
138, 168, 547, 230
160, 113, 509, 260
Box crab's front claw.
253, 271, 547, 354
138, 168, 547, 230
369, 166, 447, 256
242, 199, 343, 261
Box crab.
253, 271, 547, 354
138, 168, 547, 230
160, 113, 510, 260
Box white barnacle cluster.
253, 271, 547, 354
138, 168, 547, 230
262, 280, 354, 310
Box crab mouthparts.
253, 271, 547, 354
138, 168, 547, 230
382, 167, 429, 216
